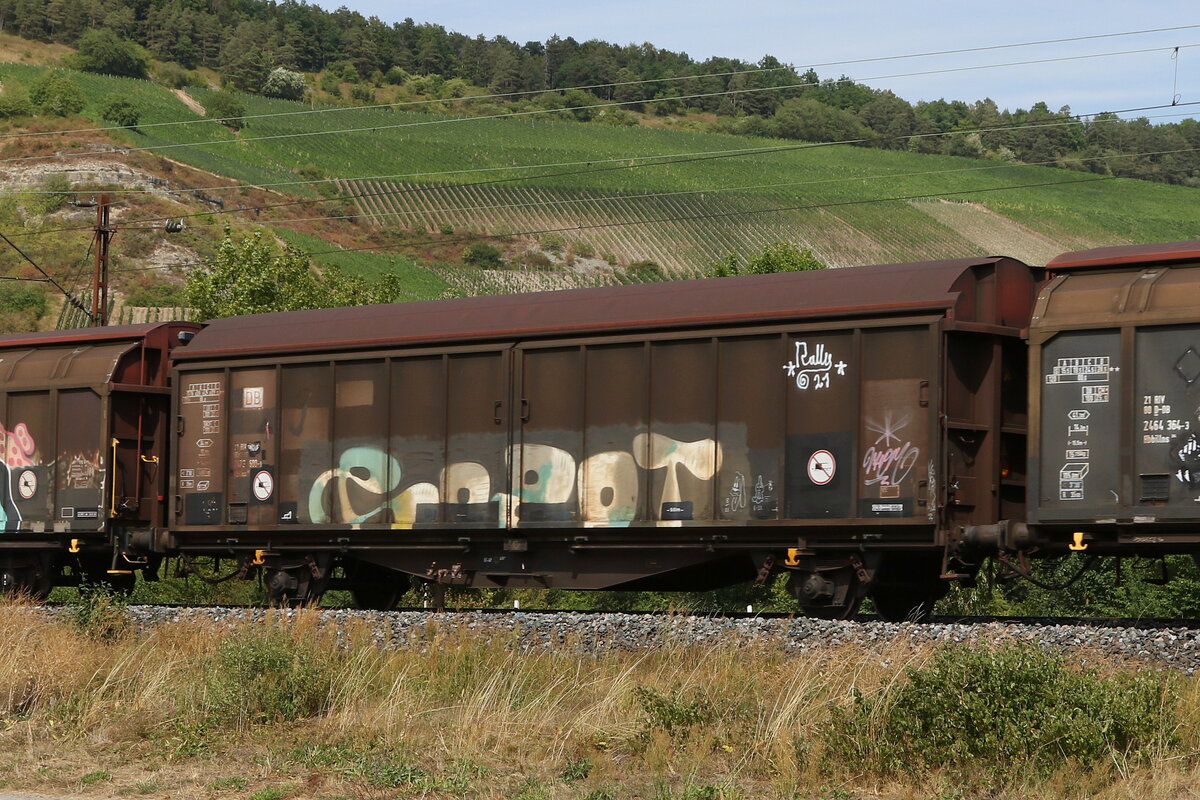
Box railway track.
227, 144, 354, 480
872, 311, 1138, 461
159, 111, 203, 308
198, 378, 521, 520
24, 602, 1200, 673
40, 601, 1200, 630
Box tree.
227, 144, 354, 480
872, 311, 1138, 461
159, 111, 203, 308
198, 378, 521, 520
858, 91, 917, 149
771, 98, 871, 143
29, 72, 84, 116
187, 228, 401, 318
186, 229, 323, 319
69, 29, 150, 78
746, 241, 824, 274
205, 92, 246, 130
100, 95, 139, 129
0, 82, 33, 118
261, 68, 307, 101
713, 242, 824, 277
221, 46, 271, 93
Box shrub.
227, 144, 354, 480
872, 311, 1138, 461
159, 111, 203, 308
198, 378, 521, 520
100, 96, 140, 129
318, 71, 343, 95
124, 284, 183, 307
69, 29, 151, 78
521, 251, 554, 270
67, 584, 130, 642
349, 83, 375, 104
439, 78, 469, 99
261, 68, 307, 101
462, 242, 504, 269
825, 644, 1177, 779
203, 628, 339, 727
0, 82, 34, 118
0, 282, 47, 315
206, 92, 246, 130
156, 62, 205, 89
746, 241, 824, 273
405, 73, 444, 96
384, 66, 409, 85
625, 260, 666, 282
30, 72, 85, 117
538, 232, 566, 252
324, 61, 359, 83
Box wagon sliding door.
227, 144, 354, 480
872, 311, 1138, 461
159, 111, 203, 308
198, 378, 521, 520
784, 324, 936, 523
513, 346, 584, 528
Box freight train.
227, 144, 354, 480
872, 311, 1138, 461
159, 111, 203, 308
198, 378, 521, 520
0, 239, 1196, 620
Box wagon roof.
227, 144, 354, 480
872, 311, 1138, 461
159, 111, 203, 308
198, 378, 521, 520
175, 256, 1023, 361
0, 322, 187, 350
1047, 239, 1200, 270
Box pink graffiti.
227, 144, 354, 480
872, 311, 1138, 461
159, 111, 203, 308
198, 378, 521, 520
1, 423, 36, 467
862, 441, 920, 486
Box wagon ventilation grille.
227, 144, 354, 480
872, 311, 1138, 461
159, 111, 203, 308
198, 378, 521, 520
1139, 474, 1170, 503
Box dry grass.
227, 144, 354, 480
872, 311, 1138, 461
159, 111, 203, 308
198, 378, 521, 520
0, 604, 1192, 799
0, 32, 73, 65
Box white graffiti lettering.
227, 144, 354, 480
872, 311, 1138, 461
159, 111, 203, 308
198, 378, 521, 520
783, 341, 847, 390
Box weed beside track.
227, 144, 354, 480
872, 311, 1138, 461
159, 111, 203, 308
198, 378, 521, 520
0, 601, 1194, 799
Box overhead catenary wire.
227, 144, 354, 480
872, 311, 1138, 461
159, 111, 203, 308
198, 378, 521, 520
0, 230, 95, 314
4, 42, 1200, 168
11, 96, 1200, 201
3, 23, 1198, 144
30, 106, 1198, 237
103, 172, 1120, 275
115, 145, 1200, 235
7, 104, 1197, 242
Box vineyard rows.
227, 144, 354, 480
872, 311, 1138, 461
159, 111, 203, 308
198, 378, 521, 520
3, 64, 1199, 289
339, 179, 995, 273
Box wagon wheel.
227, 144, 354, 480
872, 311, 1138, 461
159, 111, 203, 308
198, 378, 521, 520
790, 565, 865, 620
265, 564, 327, 608
0, 560, 53, 601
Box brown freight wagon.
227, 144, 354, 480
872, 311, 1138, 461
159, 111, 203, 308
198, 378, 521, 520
0, 322, 198, 595
167, 256, 1038, 617
965, 240, 1200, 561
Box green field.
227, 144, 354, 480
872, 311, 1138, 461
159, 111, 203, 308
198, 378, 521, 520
3, 63, 1198, 271
271, 227, 450, 300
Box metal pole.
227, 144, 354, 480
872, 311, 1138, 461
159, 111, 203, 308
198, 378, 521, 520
92, 193, 111, 326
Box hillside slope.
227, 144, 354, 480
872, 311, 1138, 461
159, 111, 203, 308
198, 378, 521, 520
1, 61, 1198, 293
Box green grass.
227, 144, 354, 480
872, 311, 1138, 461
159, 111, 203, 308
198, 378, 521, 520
271, 227, 449, 300
2, 64, 1198, 272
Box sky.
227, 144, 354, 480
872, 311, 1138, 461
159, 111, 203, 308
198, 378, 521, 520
335, 1, 1198, 121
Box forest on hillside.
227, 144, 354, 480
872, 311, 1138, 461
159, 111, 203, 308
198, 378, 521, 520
1, 0, 1199, 186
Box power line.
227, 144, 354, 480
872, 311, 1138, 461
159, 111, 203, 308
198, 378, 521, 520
4, 23, 1198, 144
0, 230, 95, 316
12, 96, 1199, 201
111, 145, 1200, 236
290, 176, 1127, 260
8, 105, 1197, 241
76, 108, 1200, 234
106, 172, 1120, 275
5, 42, 1199, 167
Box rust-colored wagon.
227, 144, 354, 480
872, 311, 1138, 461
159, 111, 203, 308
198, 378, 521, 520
0, 322, 198, 595
165, 256, 1037, 616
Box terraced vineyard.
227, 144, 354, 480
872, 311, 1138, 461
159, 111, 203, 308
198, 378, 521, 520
339, 178, 994, 272
2, 63, 1199, 276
